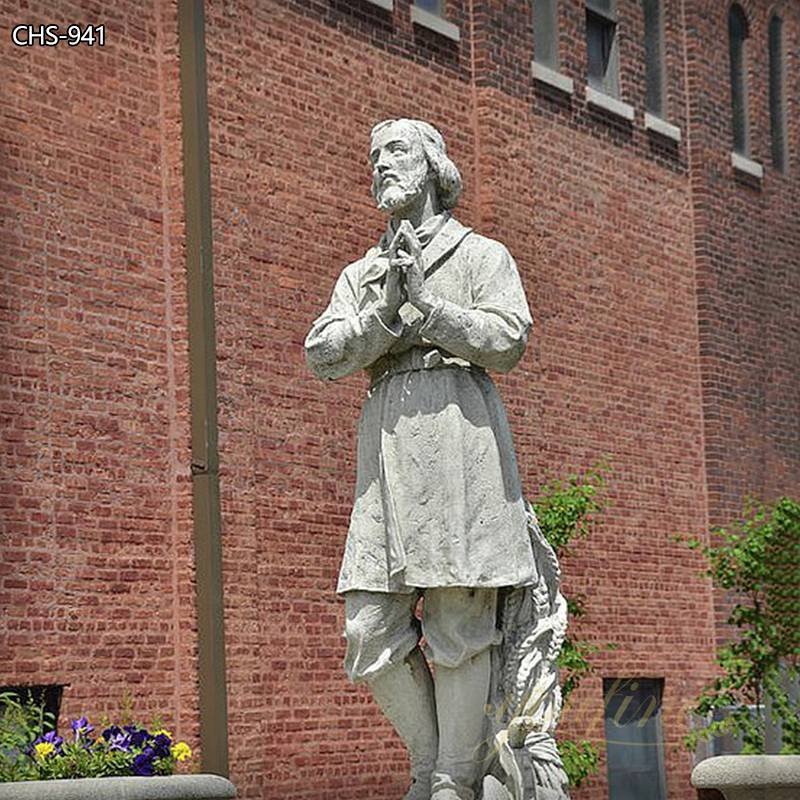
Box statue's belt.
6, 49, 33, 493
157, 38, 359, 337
368, 348, 484, 389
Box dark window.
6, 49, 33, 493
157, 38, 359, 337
643, 0, 665, 116
769, 14, 787, 171
533, 0, 559, 69
415, 0, 442, 13
728, 4, 749, 155
604, 678, 668, 800
586, 0, 619, 96
0, 685, 64, 731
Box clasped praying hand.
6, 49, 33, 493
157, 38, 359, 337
380, 220, 436, 322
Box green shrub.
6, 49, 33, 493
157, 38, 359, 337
532, 462, 614, 788
680, 497, 800, 755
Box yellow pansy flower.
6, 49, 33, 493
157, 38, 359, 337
171, 741, 192, 762
152, 729, 173, 740
34, 742, 55, 760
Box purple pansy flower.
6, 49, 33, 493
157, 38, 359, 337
102, 725, 123, 741
39, 731, 64, 749
150, 733, 171, 760
124, 725, 150, 749
71, 716, 94, 735
71, 716, 94, 745
101, 725, 133, 752
132, 747, 155, 776
107, 731, 131, 752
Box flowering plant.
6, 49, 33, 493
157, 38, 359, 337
31, 721, 193, 780
0, 693, 192, 783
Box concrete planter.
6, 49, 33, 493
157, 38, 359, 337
0, 774, 236, 800
691, 755, 800, 800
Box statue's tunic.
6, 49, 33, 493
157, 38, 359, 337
305, 214, 539, 594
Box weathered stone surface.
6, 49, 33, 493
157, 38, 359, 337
0, 775, 236, 800
692, 755, 800, 800
305, 119, 569, 800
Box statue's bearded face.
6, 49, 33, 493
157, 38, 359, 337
370, 123, 431, 213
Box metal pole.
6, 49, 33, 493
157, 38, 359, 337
177, 0, 229, 777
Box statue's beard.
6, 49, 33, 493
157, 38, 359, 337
374, 164, 431, 214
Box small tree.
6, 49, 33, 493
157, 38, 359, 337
681, 497, 800, 755
532, 462, 613, 787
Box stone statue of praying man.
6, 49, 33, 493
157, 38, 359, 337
305, 119, 570, 800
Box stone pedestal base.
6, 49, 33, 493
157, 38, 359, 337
0, 774, 236, 800
691, 755, 800, 800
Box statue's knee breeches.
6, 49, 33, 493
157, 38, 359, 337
421, 586, 500, 669
343, 587, 500, 682
343, 590, 420, 683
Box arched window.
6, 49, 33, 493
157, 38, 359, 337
769, 14, 787, 171
533, 0, 559, 69
643, 0, 665, 117
728, 4, 750, 155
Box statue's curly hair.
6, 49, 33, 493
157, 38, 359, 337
370, 118, 463, 210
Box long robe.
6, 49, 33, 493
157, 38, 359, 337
305, 214, 539, 594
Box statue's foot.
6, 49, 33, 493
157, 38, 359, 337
402, 774, 431, 800
430, 773, 474, 800
430, 789, 469, 800
430, 791, 460, 800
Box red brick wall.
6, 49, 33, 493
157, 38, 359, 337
685, 0, 800, 645
0, 0, 199, 749
3, 2, 797, 800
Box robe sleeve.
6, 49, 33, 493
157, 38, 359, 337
417, 239, 532, 373
305, 263, 403, 380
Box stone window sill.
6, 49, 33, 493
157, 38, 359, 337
731, 151, 764, 179
365, 0, 393, 9
644, 112, 681, 143
531, 62, 574, 95
410, 6, 460, 42
585, 85, 634, 122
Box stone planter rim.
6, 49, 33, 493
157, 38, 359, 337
692, 755, 800, 789
0, 774, 236, 800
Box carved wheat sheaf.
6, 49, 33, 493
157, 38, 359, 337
484, 502, 571, 799
503, 504, 566, 715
